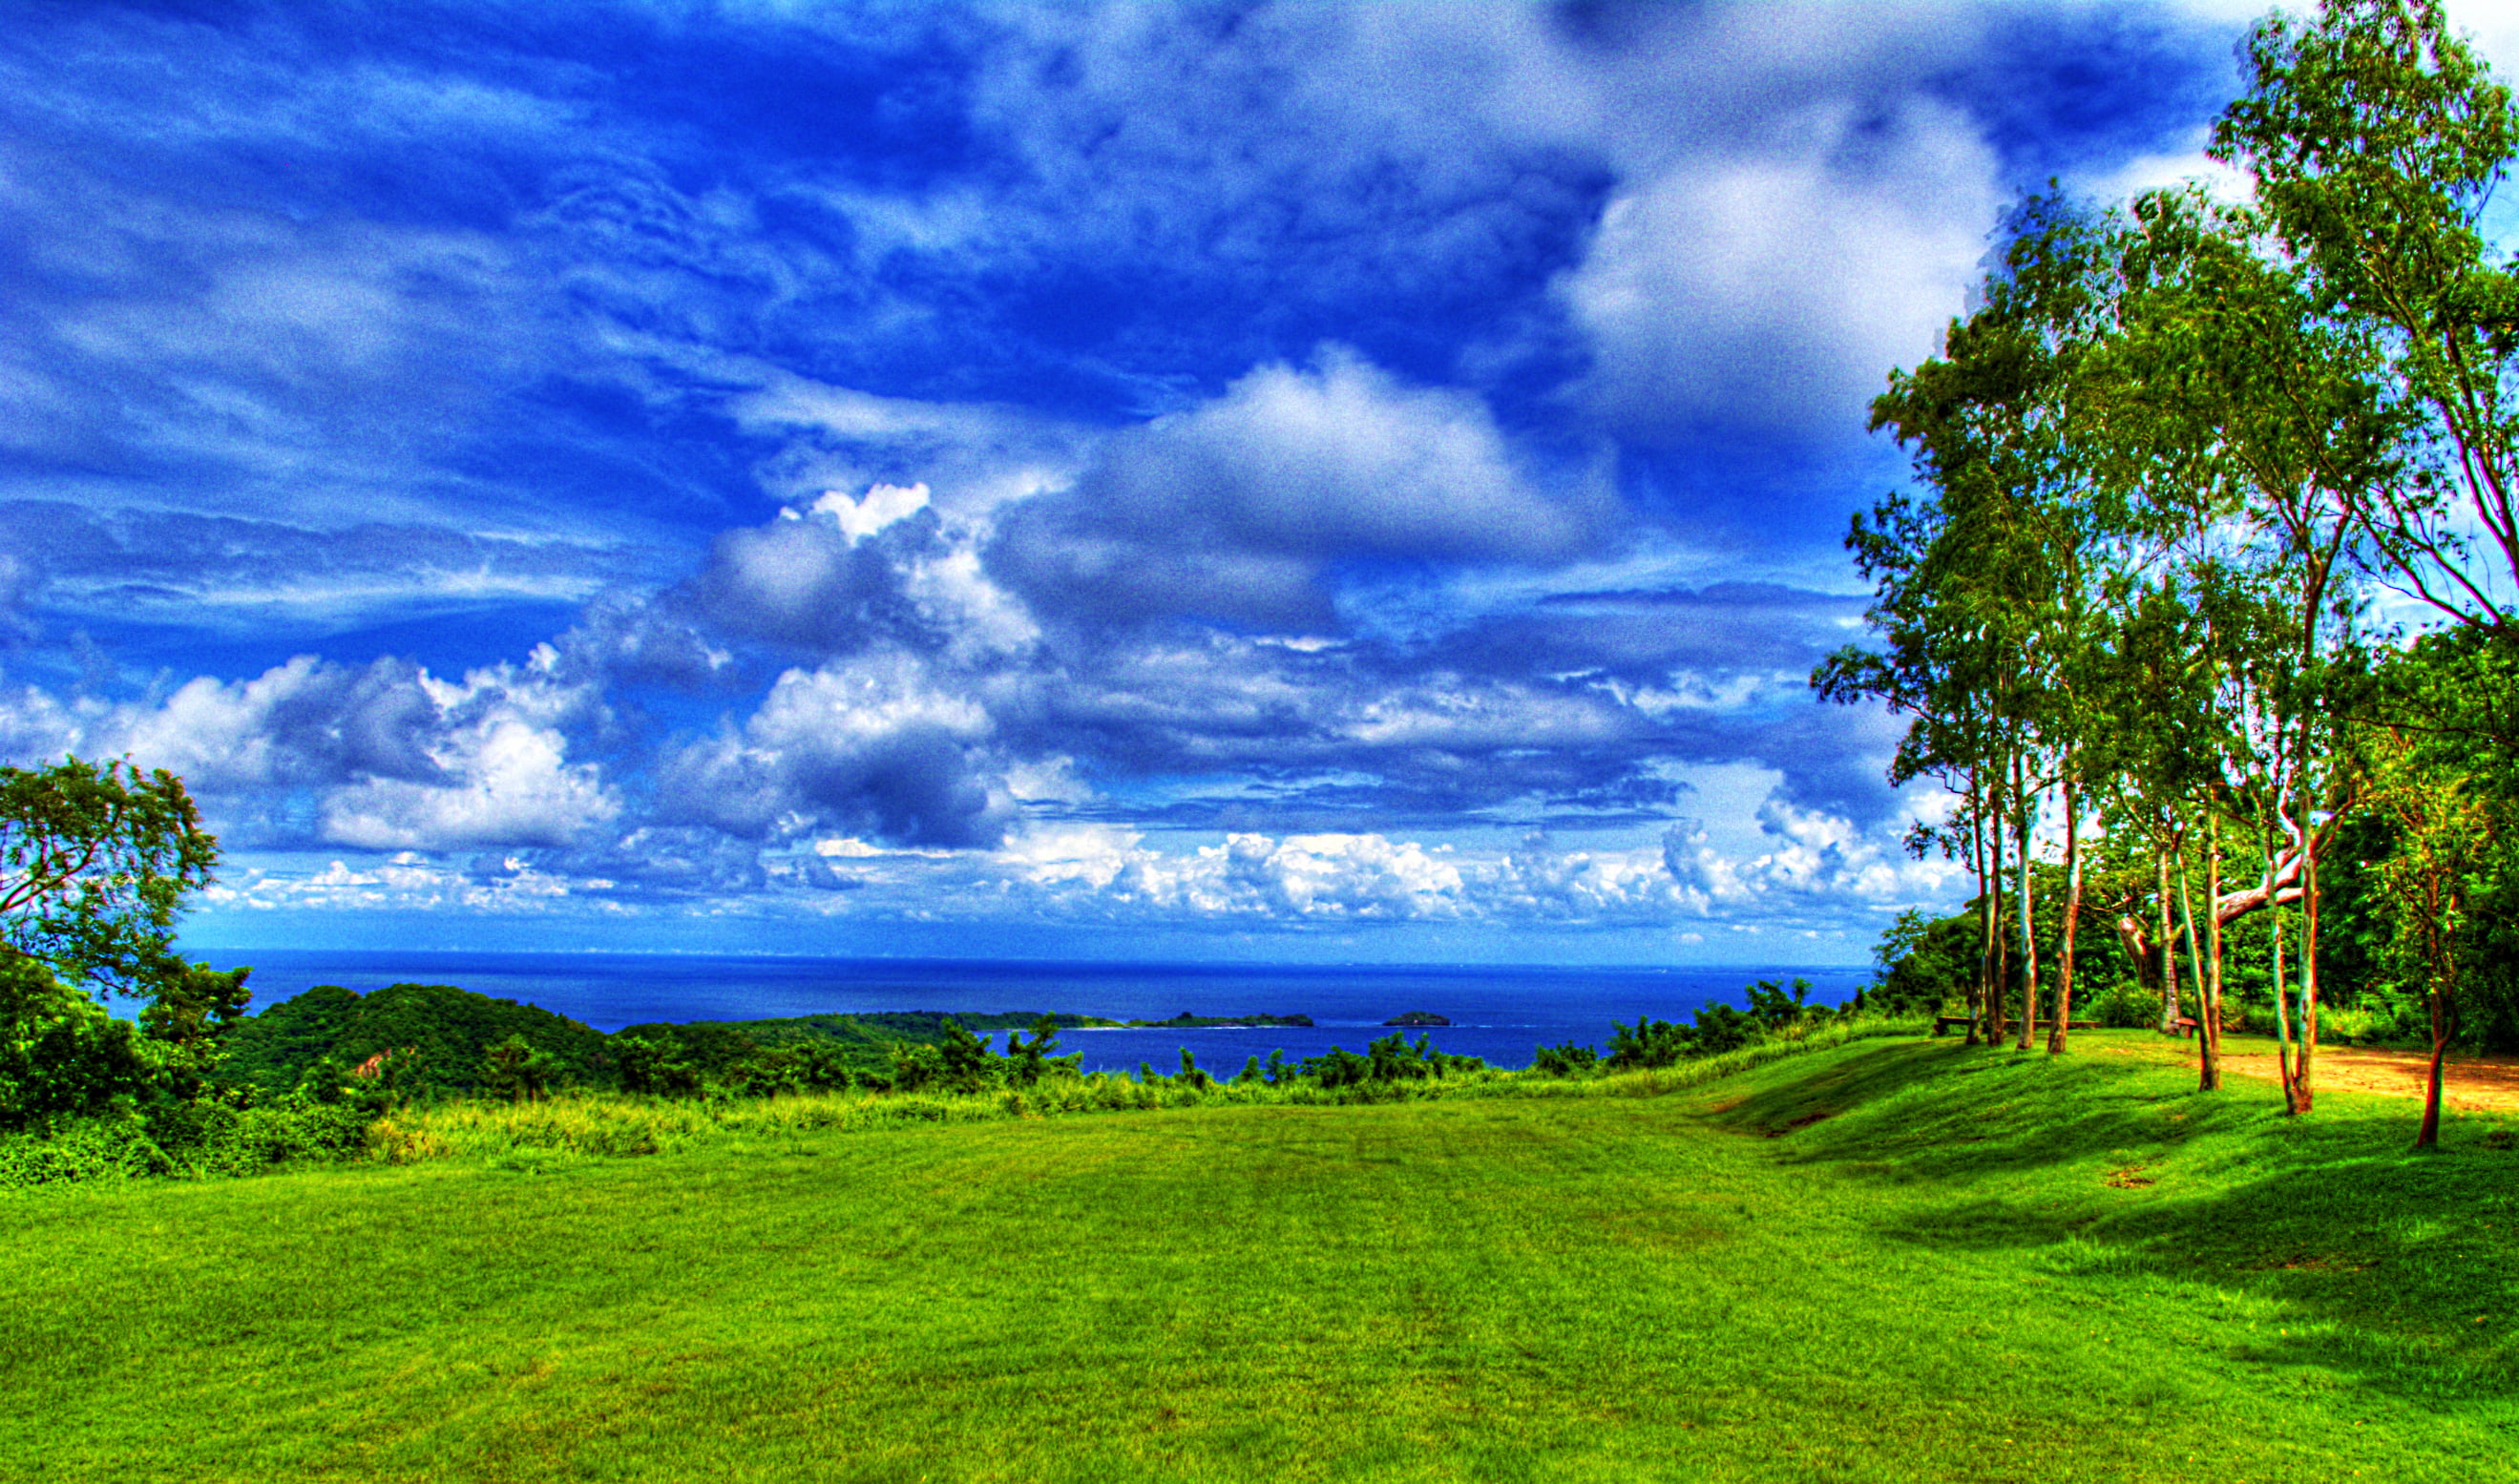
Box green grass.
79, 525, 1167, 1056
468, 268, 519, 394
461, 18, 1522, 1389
7, 1031, 2514, 1482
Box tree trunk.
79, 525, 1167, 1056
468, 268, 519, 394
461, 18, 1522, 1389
2293, 810, 2320, 1117
2177, 847, 2215, 1091
2269, 826, 2297, 1100
1984, 799, 2009, 1045
2156, 849, 2180, 1035
2048, 768, 2080, 1056
2417, 1008, 2450, 1151
2015, 754, 2038, 1053
1971, 788, 1993, 1047
2203, 814, 2224, 1092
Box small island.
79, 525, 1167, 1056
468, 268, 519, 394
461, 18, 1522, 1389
1382, 1011, 1450, 1027
1124, 1012, 1314, 1028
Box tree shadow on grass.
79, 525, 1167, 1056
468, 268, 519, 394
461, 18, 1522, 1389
1704, 1039, 2251, 1185
1710, 1038, 2519, 1408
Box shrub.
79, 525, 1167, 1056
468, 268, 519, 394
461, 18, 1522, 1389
1532, 1041, 1600, 1077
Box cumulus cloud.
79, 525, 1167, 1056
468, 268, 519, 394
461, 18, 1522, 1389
1558, 98, 2002, 436
0, 650, 618, 852
1662, 795, 1955, 915
992, 348, 1604, 629
658, 652, 1014, 848
11, 0, 2208, 948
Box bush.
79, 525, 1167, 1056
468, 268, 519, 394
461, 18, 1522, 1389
1606, 1014, 1692, 1070
0, 973, 157, 1129
0, 1111, 169, 1187
1532, 1041, 1600, 1077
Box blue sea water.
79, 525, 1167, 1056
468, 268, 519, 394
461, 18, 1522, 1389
205, 950, 1873, 1074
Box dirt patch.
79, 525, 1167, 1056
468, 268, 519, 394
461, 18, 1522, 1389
2104, 1167, 2154, 1189
2213, 1042, 2519, 1113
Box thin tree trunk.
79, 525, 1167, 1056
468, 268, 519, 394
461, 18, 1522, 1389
2157, 848, 2180, 1035
1985, 796, 2009, 1045
2294, 797, 2321, 1116
2177, 846, 2215, 1092
1972, 786, 1994, 1047
2048, 766, 2080, 1056
2417, 996, 2450, 1150
2015, 753, 2039, 1053
2269, 826, 2296, 1097
2203, 813, 2224, 1091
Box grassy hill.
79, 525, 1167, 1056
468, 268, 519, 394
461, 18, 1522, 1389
8, 1033, 2514, 1481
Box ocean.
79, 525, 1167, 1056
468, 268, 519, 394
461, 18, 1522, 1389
201, 950, 1874, 1074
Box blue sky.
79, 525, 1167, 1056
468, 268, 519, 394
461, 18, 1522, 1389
3, 0, 2476, 965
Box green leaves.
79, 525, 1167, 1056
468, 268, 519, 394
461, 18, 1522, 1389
2214, 0, 2519, 636
0, 757, 219, 998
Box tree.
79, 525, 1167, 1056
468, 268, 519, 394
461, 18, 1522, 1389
2215, 0, 2519, 655
0, 757, 243, 1116
1, 758, 220, 997
2364, 725, 2495, 1147
483, 1034, 563, 1102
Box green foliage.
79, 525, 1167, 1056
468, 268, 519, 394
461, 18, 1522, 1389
0, 757, 220, 998
1861, 909, 1977, 1016
222, 981, 611, 1097
1529, 1040, 1599, 1077
0, 954, 154, 1130
1300, 1032, 1482, 1088
1605, 988, 1790, 1069
482, 1034, 564, 1102
1604, 1014, 1691, 1070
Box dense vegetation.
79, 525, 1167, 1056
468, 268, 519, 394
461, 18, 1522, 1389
9, 1036, 2509, 1482
1822, 1, 2519, 1153
223, 982, 614, 1096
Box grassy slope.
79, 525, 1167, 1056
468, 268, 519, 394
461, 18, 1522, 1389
6, 1032, 2514, 1483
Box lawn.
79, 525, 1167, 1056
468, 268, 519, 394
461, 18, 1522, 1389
6, 1032, 2514, 1482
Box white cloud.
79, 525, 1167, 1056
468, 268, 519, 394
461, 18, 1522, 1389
992, 347, 1605, 628
321, 711, 617, 852
0, 649, 618, 853
660, 651, 1015, 848
1559, 97, 2002, 436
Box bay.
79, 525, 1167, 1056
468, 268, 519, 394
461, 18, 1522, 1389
202, 949, 1874, 1073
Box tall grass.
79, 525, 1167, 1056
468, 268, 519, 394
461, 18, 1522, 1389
367, 1014, 1934, 1167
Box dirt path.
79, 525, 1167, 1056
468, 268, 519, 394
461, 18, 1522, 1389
2191, 1038, 2519, 1114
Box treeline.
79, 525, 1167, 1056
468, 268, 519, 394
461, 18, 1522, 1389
1819, 0, 2519, 1146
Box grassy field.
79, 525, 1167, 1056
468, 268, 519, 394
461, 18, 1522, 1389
7, 1032, 2515, 1482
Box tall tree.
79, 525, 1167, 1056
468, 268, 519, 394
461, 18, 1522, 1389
2217, 1, 2519, 657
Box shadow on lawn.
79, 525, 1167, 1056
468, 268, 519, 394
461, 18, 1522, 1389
1705, 1038, 2519, 1406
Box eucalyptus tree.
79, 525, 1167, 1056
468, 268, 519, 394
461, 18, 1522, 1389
1817, 488, 2012, 1043
1827, 196, 2126, 1050
2096, 185, 2397, 1107
2217, 0, 2519, 658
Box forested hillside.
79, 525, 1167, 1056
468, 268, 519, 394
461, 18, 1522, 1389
222, 983, 613, 1096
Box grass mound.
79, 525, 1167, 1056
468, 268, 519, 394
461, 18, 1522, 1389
6, 1031, 2511, 1482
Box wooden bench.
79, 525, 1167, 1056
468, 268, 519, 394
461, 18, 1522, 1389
2167, 1016, 2236, 1038
1935, 1016, 2107, 1037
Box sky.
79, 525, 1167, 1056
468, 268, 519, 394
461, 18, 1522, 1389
6, 0, 2510, 967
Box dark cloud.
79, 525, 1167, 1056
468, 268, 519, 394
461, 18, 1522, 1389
653, 656, 1011, 849
685, 504, 947, 652
989, 350, 1606, 630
